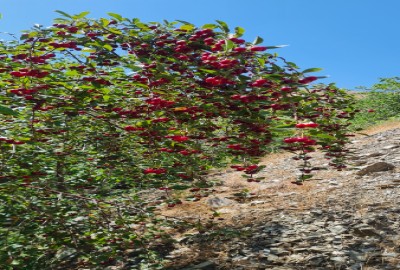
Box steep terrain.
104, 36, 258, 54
162, 121, 400, 270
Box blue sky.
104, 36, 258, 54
1, 0, 399, 90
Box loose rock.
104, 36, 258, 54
356, 162, 395, 176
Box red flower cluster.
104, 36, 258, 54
145, 98, 175, 108
143, 168, 167, 174
49, 41, 78, 49
205, 76, 232, 86
298, 76, 318, 84
250, 78, 270, 87
295, 122, 319, 128
283, 137, 316, 145
227, 144, 243, 150
124, 126, 145, 132
166, 135, 189, 142
10, 69, 50, 78
250, 46, 267, 52
231, 164, 258, 173
151, 117, 170, 123
0, 138, 25, 145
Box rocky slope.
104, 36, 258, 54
163, 123, 400, 270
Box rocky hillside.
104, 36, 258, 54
162, 122, 400, 270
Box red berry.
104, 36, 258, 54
250, 46, 267, 52
299, 76, 318, 84
169, 135, 189, 142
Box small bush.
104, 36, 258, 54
352, 77, 400, 130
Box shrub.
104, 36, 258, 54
352, 77, 400, 130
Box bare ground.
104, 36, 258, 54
159, 120, 400, 270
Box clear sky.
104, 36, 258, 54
1, 0, 399, 90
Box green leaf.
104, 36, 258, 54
11, 260, 21, 266
238, 75, 250, 81
103, 44, 113, 51
234, 26, 245, 37
303, 67, 323, 73
107, 28, 123, 35
28, 31, 38, 38
198, 68, 217, 74
55, 10, 73, 19
252, 36, 264, 45
73, 11, 90, 19
202, 24, 217, 29
180, 24, 195, 31
10, 243, 24, 249
273, 123, 295, 129
100, 18, 110, 27
107, 12, 123, 21
65, 70, 79, 77
265, 45, 288, 49
0, 105, 19, 116
299, 174, 313, 181
53, 18, 70, 24
286, 62, 299, 69
216, 20, 229, 33
134, 21, 150, 30
176, 20, 193, 25
224, 39, 235, 52
257, 58, 265, 67
0, 13, 3, 20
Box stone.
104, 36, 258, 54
383, 144, 399, 150
311, 209, 323, 215
231, 255, 249, 262
308, 246, 332, 253
206, 196, 236, 208
286, 253, 305, 263
269, 247, 290, 256
329, 225, 347, 234
377, 184, 399, 189
250, 200, 266, 206
382, 252, 398, 258
353, 225, 380, 237
352, 160, 367, 166
330, 256, 347, 264
356, 162, 395, 176
279, 237, 302, 243
304, 235, 322, 241
267, 254, 283, 263
186, 261, 216, 270
293, 248, 310, 252
348, 251, 368, 262
362, 152, 384, 158
307, 254, 326, 266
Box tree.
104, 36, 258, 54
0, 11, 356, 269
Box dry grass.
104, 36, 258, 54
358, 119, 400, 135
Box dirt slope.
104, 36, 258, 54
162, 120, 400, 270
